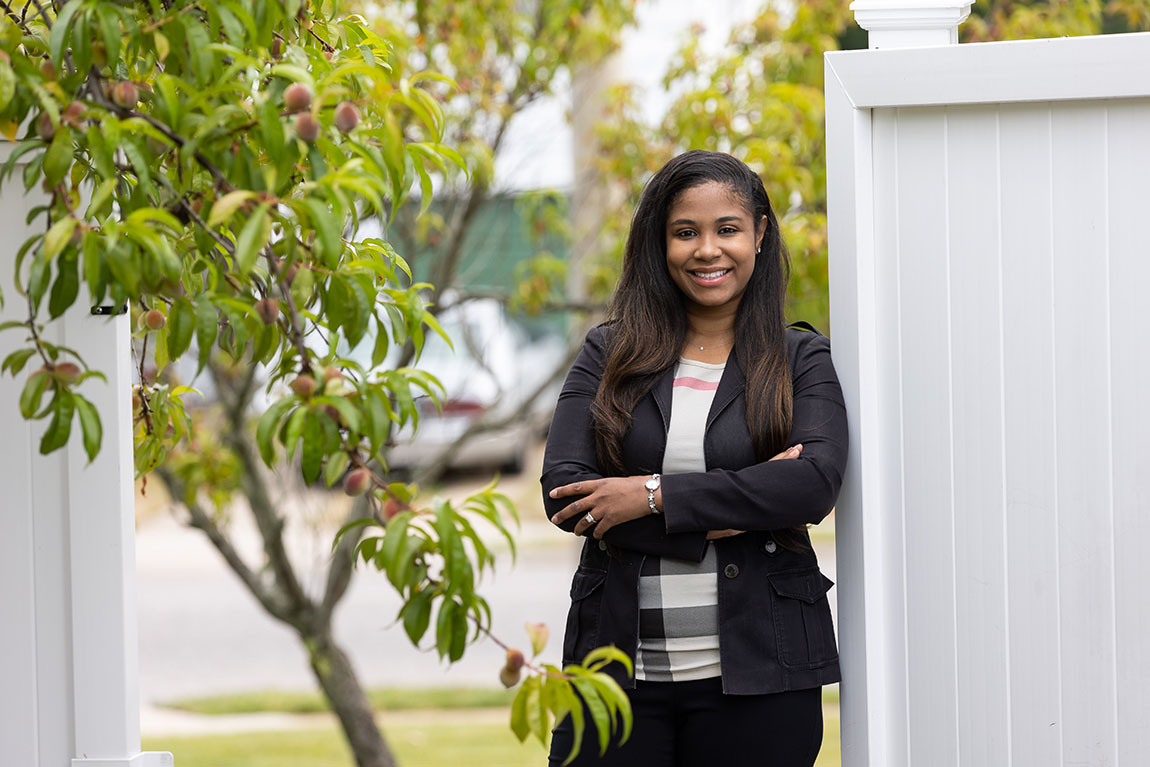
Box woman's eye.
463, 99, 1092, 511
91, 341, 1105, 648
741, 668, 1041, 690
719, 226, 738, 235
676, 229, 696, 238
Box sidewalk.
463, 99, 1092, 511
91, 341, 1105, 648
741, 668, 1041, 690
141, 703, 509, 737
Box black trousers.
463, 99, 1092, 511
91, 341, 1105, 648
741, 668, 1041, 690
547, 678, 824, 767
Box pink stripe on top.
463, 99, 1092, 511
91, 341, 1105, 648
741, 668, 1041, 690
673, 376, 720, 391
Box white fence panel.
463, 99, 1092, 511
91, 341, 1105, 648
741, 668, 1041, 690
828, 31, 1150, 767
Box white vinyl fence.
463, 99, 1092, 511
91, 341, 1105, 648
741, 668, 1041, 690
0, 143, 170, 766
828, 9, 1150, 767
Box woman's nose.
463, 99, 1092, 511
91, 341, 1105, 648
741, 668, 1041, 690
696, 234, 722, 259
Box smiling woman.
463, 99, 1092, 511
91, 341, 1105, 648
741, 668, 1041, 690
539, 150, 849, 767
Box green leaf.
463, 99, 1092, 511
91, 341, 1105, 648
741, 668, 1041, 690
401, 588, 433, 644
44, 217, 77, 261
379, 512, 412, 583
120, 140, 151, 195
73, 394, 102, 463
85, 179, 117, 219
39, 390, 75, 455
590, 671, 633, 746
526, 622, 550, 659
435, 597, 455, 660
371, 316, 390, 368
48, 255, 79, 319
449, 599, 468, 661
305, 198, 342, 267
19, 370, 51, 419
233, 202, 271, 274
510, 681, 532, 742
270, 64, 315, 88
571, 677, 611, 756
300, 411, 324, 484
581, 646, 634, 676
153, 323, 169, 373
315, 395, 361, 434
43, 126, 74, 189
49, 0, 84, 67
208, 190, 257, 227
194, 296, 218, 373
366, 387, 389, 453
334, 518, 377, 551
256, 396, 295, 466
281, 404, 308, 461
86, 126, 115, 181
555, 682, 586, 766
153, 30, 170, 62
526, 674, 547, 744
259, 96, 285, 161
0, 58, 14, 112
4, 347, 38, 377
323, 450, 349, 487
98, 4, 122, 64
167, 297, 195, 360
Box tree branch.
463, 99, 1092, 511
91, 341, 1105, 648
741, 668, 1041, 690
156, 464, 296, 624
318, 492, 374, 625
209, 359, 314, 627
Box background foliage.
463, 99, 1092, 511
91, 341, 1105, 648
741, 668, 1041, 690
0, 1, 631, 765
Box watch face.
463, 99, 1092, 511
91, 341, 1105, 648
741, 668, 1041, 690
645, 478, 658, 491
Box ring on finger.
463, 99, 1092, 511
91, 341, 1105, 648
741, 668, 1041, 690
584, 512, 596, 525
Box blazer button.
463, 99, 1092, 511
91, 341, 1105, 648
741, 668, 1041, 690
598, 540, 608, 551
723, 564, 739, 579
764, 540, 778, 554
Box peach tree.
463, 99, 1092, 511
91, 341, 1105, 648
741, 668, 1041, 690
0, 1, 628, 765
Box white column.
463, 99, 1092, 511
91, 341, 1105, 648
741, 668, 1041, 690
850, 0, 973, 49
0, 140, 172, 767
65, 298, 171, 767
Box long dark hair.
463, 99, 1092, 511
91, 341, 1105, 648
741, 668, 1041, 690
592, 150, 792, 473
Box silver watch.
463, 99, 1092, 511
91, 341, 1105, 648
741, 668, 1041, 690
645, 474, 661, 514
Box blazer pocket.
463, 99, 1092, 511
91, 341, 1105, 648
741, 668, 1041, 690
768, 568, 838, 670
562, 566, 608, 664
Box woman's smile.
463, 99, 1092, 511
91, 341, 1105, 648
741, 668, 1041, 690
689, 267, 732, 284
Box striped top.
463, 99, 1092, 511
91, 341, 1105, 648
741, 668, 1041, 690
635, 357, 724, 682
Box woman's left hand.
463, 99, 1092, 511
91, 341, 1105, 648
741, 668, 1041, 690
549, 476, 653, 539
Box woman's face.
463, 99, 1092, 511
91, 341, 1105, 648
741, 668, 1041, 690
664, 181, 766, 316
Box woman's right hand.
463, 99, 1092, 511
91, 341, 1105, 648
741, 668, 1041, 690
705, 443, 803, 540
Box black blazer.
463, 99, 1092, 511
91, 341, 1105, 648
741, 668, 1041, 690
540, 323, 849, 694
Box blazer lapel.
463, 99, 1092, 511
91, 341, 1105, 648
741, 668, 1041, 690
706, 348, 745, 431
651, 366, 674, 432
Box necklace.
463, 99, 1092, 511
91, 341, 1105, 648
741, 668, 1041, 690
689, 339, 732, 351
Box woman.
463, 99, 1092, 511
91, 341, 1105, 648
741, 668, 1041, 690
541, 150, 848, 766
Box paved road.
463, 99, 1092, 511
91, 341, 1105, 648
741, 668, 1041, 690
136, 503, 580, 706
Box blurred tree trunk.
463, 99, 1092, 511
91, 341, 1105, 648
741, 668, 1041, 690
307, 631, 396, 767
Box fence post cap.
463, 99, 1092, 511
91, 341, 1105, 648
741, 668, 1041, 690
850, 0, 973, 49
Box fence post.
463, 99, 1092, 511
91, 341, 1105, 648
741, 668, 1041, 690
0, 140, 172, 767
850, 0, 973, 49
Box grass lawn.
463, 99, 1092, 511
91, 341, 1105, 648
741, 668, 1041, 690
144, 708, 841, 766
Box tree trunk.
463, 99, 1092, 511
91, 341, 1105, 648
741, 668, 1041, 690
307, 631, 398, 767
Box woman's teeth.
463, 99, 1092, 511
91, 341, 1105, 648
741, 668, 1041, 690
692, 269, 730, 281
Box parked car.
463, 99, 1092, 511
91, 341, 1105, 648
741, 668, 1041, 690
384, 297, 566, 475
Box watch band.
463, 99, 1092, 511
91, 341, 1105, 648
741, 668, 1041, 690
646, 473, 661, 514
